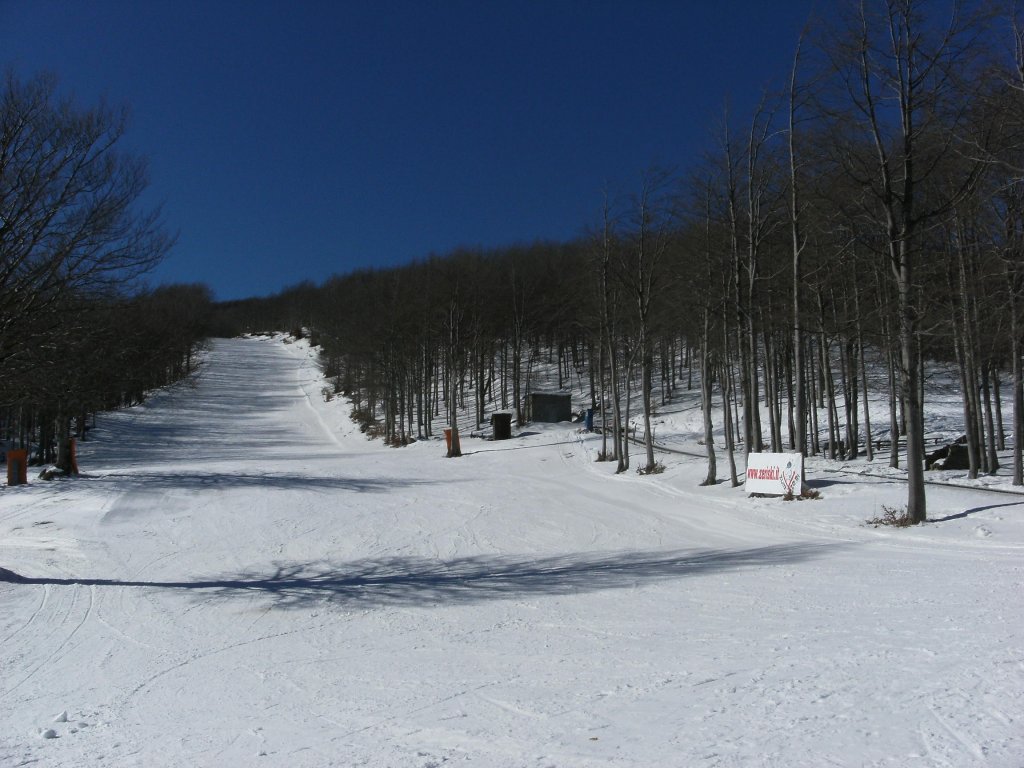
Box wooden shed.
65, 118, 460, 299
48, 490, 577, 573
529, 392, 572, 423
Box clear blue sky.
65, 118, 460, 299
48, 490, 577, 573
2, 0, 826, 301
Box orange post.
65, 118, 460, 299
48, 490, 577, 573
6, 449, 28, 486
443, 428, 452, 452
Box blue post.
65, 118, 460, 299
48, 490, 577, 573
585, 408, 594, 431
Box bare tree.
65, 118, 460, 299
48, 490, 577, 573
0, 72, 171, 392
619, 169, 677, 474
788, 29, 812, 457
0, 71, 172, 474
818, 1, 987, 522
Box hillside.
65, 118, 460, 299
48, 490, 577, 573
1, 335, 1021, 767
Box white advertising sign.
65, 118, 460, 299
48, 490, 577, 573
744, 452, 803, 496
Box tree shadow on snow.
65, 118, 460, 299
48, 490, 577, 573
0, 542, 848, 610
85, 471, 450, 494
462, 438, 582, 456
804, 478, 856, 489
928, 500, 1024, 523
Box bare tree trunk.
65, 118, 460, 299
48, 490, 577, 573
723, 118, 756, 460
620, 350, 635, 473
786, 341, 796, 449
982, 362, 999, 474
858, 334, 873, 461
1013, 332, 1024, 486
1010, 264, 1024, 485
817, 289, 839, 459
611, 339, 625, 469
852, 277, 873, 461
764, 330, 782, 453
885, 344, 900, 469
822, 334, 839, 460
952, 306, 979, 476
446, 301, 462, 458
700, 310, 717, 486
641, 346, 657, 471
722, 324, 739, 486
55, 413, 78, 476
993, 366, 1006, 452
898, 248, 926, 522
838, 333, 853, 459
598, 333, 608, 460
789, 31, 807, 457
954, 249, 983, 477
808, 335, 820, 455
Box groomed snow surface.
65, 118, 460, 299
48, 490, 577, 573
1, 336, 1021, 767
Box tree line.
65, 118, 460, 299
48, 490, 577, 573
0, 71, 212, 474
218, 1, 1024, 524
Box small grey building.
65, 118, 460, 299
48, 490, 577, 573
529, 392, 572, 423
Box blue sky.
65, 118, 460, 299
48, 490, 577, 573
2, 1, 826, 300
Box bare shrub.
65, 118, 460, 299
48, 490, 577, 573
350, 406, 382, 439
637, 462, 665, 475
783, 487, 821, 501
866, 505, 914, 528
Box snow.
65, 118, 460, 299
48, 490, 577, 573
1, 335, 1021, 767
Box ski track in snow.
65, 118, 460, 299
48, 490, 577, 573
0, 335, 1021, 767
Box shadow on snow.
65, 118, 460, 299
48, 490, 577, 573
928, 500, 1024, 523
0, 542, 848, 610
84, 471, 448, 494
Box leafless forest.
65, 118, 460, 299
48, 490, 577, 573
5, 3, 1024, 525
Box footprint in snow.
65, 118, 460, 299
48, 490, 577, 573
975, 525, 993, 538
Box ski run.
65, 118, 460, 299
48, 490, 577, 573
1, 335, 1021, 767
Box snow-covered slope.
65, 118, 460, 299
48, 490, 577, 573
1, 336, 1021, 767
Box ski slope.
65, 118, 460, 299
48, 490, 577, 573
1, 336, 1021, 767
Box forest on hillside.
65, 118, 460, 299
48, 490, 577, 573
3, 2, 1023, 526
216, 3, 1024, 524
0, 72, 212, 472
